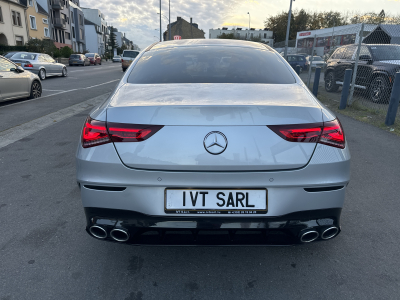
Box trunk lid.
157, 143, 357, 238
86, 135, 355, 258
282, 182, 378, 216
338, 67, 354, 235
106, 83, 323, 171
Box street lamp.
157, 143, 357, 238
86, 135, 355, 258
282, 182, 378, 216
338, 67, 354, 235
159, 0, 161, 42
284, 0, 295, 60
247, 12, 250, 40
157, 13, 170, 40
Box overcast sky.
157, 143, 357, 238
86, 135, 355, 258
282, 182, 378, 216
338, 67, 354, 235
80, 0, 400, 50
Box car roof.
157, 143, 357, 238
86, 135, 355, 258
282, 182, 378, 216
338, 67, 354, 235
149, 39, 271, 51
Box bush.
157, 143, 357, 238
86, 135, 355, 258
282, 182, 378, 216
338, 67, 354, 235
26, 38, 57, 55
60, 46, 73, 58
0, 45, 28, 55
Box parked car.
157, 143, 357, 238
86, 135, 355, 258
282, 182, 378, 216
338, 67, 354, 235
113, 55, 121, 63
121, 50, 140, 72
86, 53, 101, 65
69, 54, 90, 66
77, 40, 350, 246
0, 55, 42, 102
325, 44, 400, 103
9, 52, 67, 80
286, 54, 309, 73
307, 56, 327, 70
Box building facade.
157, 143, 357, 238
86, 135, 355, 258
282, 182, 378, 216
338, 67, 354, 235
209, 27, 273, 45
69, 0, 84, 52
0, 0, 29, 46
20, 0, 50, 40
82, 8, 106, 54
163, 17, 205, 40
45, 0, 73, 48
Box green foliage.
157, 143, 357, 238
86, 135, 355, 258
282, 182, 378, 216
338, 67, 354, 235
0, 45, 28, 55
60, 46, 73, 58
26, 38, 57, 55
109, 27, 118, 49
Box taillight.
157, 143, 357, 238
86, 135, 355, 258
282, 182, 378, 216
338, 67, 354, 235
82, 117, 111, 148
107, 123, 163, 142
121, 59, 123, 62
268, 119, 345, 149
82, 117, 163, 148
319, 119, 345, 149
24, 63, 33, 68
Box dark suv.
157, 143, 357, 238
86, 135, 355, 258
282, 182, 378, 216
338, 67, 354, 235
325, 44, 400, 103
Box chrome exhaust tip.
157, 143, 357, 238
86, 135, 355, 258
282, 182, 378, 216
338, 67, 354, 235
300, 230, 319, 243
89, 225, 107, 239
321, 226, 339, 240
110, 228, 130, 242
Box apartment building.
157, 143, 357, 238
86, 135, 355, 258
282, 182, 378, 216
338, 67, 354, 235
0, 0, 29, 46
69, 0, 85, 52
82, 8, 106, 54
46, 0, 72, 48
20, 0, 50, 40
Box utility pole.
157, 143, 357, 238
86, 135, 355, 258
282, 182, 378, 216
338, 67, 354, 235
169, 0, 171, 41
284, 0, 295, 60
247, 12, 250, 40
159, 0, 162, 41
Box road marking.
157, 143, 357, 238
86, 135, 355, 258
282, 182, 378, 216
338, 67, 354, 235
0, 93, 110, 149
1, 79, 120, 108
42, 89, 65, 92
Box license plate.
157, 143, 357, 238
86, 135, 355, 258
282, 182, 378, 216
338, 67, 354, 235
165, 189, 267, 214
73, 61, 78, 63
16, 63, 21, 66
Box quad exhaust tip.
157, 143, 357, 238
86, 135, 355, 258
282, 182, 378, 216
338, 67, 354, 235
300, 230, 319, 243
321, 226, 339, 240
110, 228, 130, 242
89, 225, 107, 239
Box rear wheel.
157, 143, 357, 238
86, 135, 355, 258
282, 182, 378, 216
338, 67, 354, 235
99, 61, 102, 65
325, 71, 339, 92
369, 76, 390, 104
62, 67, 67, 77
29, 81, 42, 99
122, 68, 126, 72
39, 69, 46, 80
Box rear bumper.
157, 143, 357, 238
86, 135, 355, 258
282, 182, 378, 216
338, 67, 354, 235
85, 207, 341, 246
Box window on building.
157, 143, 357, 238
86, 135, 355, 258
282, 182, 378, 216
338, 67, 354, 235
264, 33, 266, 38
28, 0, 33, 6
44, 27, 50, 37
15, 36, 23, 46
0, 7, 3, 23
66, 32, 71, 40
30, 16, 37, 29
12, 11, 21, 26
43, 18, 48, 24
80, 28, 83, 40
71, 12, 74, 23
79, 15, 83, 26
72, 26, 75, 38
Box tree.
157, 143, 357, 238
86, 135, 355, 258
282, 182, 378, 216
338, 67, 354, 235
109, 27, 118, 49
26, 38, 57, 55
60, 46, 73, 58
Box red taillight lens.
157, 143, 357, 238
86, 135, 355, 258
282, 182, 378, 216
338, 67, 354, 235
82, 117, 111, 148
268, 119, 345, 149
24, 63, 33, 68
319, 119, 345, 149
268, 123, 322, 143
107, 123, 163, 142
121, 59, 124, 62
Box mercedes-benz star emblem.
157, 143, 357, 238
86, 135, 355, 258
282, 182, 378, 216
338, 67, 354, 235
203, 131, 228, 155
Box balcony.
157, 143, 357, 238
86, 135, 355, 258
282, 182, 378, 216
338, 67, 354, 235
53, 17, 66, 29
51, 0, 64, 10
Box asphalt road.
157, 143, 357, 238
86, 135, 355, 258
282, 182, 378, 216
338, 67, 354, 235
1, 65, 400, 299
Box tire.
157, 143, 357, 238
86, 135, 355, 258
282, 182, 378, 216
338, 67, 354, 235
69, 64, 72, 66
39, 69, 46, 80
29, 81, 42, 99
62, 67, 67, 77
99, 61, 102, 65
325, 71, 339, 92
369, 76, 390, 104
122, 68, 126, 72
94, 62, 97, 66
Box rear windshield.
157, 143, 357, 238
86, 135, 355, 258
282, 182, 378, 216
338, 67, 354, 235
369, 45, 400, 61
10, 53, 37, 60
127, 47, 295, 84
70, 54, 81, 59
123, 51, 139, 58
86, 53, 94, 57
4, 52, 17, 58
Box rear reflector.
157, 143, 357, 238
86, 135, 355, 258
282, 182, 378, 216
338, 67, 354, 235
82, 117, 163, 148
107, 123, 163, 142
82, 117, 111, 148
24, 63, 33, 68
268, 119, 345, 149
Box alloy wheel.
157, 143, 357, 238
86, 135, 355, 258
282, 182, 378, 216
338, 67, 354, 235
39, 69, 46, 80
370, 77, 387, 103
31, 82, 42, 98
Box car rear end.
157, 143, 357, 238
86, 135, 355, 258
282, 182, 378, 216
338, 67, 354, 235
9, 52, 38, 73
86, 53, 95, 65
69, 54, 84, 66
121, 50, 140, 71
76, 41, 350, 246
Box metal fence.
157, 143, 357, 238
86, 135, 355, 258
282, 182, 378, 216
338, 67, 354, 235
279, 23, 400, 121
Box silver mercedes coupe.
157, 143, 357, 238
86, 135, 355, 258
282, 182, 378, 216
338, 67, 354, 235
76, 39, 350, 246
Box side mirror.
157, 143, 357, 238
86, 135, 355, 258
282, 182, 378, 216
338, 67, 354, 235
17, 66, 25, 73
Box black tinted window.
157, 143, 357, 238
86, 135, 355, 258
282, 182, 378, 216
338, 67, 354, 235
369, 45, 400, 60
70, 54, 80, 59
127, 47, 295, 84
